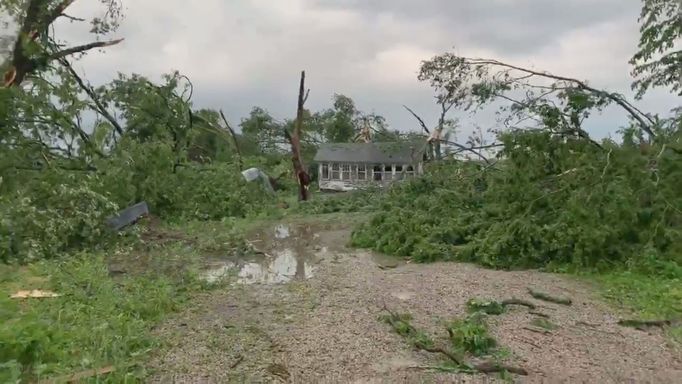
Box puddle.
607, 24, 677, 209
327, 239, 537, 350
204, 249, 315, 284
202, 223, 328, 285
274, 224, 290, 239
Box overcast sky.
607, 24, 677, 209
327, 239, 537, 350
52, 0, 679, 139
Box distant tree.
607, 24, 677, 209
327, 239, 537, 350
325, 93, 356, 142
239, 106, 283, 154
631, 0, 682, 98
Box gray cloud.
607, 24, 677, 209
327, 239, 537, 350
45, 0, 679, 140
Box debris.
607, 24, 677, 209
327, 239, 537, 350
501, 298, 536, 309
10, 290, 60, 299
242, 167, 275, 196
230, 354, 244, 369
527, 288, 572, 306
381, 306, 528, 376
37, 365, 115, 383
618, 319, 680, 330
531, 317, 558, 330
106, 201, 149, 231
522, 326, 552, 335
466, 298, 535, 315
575, 320, 599, 327
529, 311, 550, 318
266, 363, 290, 381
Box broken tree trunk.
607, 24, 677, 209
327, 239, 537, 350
3, 0, 123, 88
219, 109, 243, 171
286, 71, 311, 201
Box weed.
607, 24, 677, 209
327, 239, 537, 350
447, 314, 497, 356
466, 299, 506, 315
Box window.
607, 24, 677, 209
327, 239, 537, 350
358, 164, 367, 180
373, 165, 383, 181
342, 164, 351, 180
322, 164, 329, 179
331, 163, 340, 180
405, 165, 414, 178
384, 164, 393, 180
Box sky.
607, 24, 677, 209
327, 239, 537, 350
34, 0, 682, 139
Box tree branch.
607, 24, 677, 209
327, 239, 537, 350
49, 38, 124, 61
403, 105, 430, 134
58, 58, 124, 135
467, 58, 655, 138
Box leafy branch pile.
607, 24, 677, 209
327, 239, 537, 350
352, 128, 682, 274
353, 0, 681, 274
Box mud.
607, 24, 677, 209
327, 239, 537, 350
148, 220, 682, 383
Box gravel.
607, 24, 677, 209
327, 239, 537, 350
148, 222, 682, 383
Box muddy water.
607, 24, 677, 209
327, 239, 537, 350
202, 223, 333, 285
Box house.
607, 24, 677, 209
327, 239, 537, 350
313, 142, 426, 192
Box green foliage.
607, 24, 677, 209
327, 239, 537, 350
466, 299, 506, 315
630, 0, 682, 97
0, 252, 198, 383
379, 312, 435, 350
0, 172, 118, 263
597, 270, 681, 343
352, 130, 682, 274
447, 313, 497, 357
296, 187, 381, 214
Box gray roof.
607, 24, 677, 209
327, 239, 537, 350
313, 142, 425, 164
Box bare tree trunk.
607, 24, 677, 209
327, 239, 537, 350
285, 71, 311, 201
219, 110, 243, 171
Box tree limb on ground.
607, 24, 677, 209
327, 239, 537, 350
527, 288, 572, 306
381, 306, 528, 376
501, 298, 536, 309
618, 319, 681, 330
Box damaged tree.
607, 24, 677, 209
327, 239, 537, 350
417, 54, 657, 145
284, 71, 311, 201
2, 0, 124, 88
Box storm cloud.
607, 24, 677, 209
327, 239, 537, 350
51, 0, 678, 139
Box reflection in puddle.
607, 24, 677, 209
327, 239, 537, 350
274, 224, 290, 239
203, 249, 314, 284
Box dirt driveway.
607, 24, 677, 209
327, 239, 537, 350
148, 220, 682, 383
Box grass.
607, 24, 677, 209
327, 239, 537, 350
447, 313, 497, 357
595, 270, 682, 344
0, 196, 370, 383
0, 215, 244, 383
